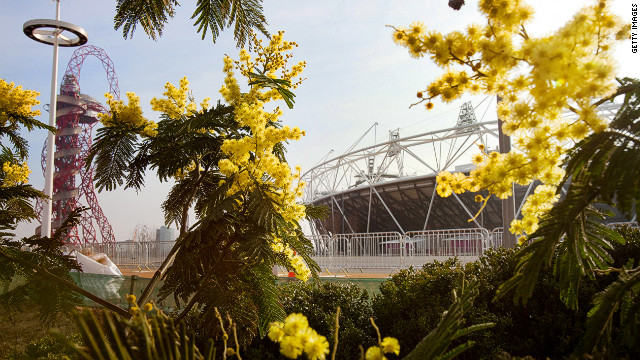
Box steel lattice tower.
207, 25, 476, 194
35, 45, 118, 244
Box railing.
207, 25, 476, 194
60, 228, 506, 271
62, 241, 176, 270
490, 228, 504, 249
312, 232, 404, 269
311, 228, 502, 270
607, 222, 639, 229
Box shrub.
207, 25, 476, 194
372, 249, 597, 359
372, 258, 464, 354
246, 280, 377, 360
4, 333, 81, 360
595, 226, 640, 357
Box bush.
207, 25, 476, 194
473, 248, 594, 359
135, 227, 640, 359
596, 226, 640, 357
246, 280, 377, 360
372, 258, 465, 355
372, 248, 597, 359
4, 333, 81, 360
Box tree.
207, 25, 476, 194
0, 80, 99, 322
0, 79, 52, 231
113, 0, 269, 47
499, 78, 640, 354
393, 0, 640, 356
391, 0, 631, 240
84, 31, 319, 341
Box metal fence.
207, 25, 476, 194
62, 241, 176, 269
54, 222, 638, 274
61, 228, 508, 271
311, 228, 502, 270
312, 232, 405, 269
607, 222, 639, 229
490, 228, 504, 249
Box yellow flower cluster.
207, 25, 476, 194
150, 77, 210, 119
270, 238, 311, 281
99, 92, 158, 137
0, 79, 41, 126
220, 31, 306, 106
2, 161, 31, 187
126, 294, 155, 316
365, 337, 401, 360
395, 0, 628, 236
173, 160, 203, 181
268, 313, 330, 360
218, 32, 309, 277
510, 184, 559, 236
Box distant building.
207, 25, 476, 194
156, 226, 177, 242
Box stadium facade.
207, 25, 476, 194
301, 101, 625, 237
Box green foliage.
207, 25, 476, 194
572, 227, 640, 357
5, 333, 81, 360
61, 308, 216, 360
496, 78, 640, 355
174, 266, 285, 354
0, 208, 85, 323
192, 0, 269, 46
373, 259, 466, 351
607, 226, 640, 269
0, 110, 54, 160
277, 281, 375, 360
0, 182, 47, 233
88, 102, 233, 195
114, 0, 178, 41
498, 206, 624, 310
247, 278, 490, 360
114, 0, 269, 46
0, 95, 53, 235
373, 250, 599, 359
155, 179, 319, 344
576, 263, 640, 356
87, 125, 139, 192
373, 228, 640, 359
87, 86, 319, 347
248, 71, 295, 109
403, 278, 493, 360
243, 281, 374, 359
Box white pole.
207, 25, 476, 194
41, 0, 61, 238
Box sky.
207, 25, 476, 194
1, 0, 637, 241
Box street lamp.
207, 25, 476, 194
23, 0, 87, 238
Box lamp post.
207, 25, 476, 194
23, 0, 88, 237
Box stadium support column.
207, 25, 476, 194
497, 96, 516, 248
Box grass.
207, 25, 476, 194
0, 304, 76, 359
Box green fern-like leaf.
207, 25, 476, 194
574, 265, 640, 355
87, 125, 140, 192
114, 0, 178, 41
114, 0, 268, 47
248, 71, 296, 109
403, 277, 493, 360
0, 208, 86, 323
61, 308, 214, 360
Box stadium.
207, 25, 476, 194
300, 100, 626, 269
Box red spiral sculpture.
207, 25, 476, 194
35, 45, 118, 244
